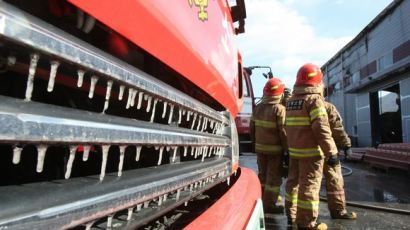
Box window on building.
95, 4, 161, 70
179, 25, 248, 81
377, 52, 393, 71
352, 71, 360, 83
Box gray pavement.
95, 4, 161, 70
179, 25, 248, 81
240, 152, 410, 230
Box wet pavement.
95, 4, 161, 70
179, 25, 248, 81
240, 152, 410, 229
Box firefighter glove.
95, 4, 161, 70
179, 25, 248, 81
327, 154, 340, 167
344, 147, 353, 160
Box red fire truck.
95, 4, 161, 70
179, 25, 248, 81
0, 0, 264, 229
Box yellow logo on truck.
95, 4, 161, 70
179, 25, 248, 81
188, 0, 209, 21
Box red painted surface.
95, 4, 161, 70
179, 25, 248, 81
236, 116, 251, 134
185, 168, 261, 230
68, 0, 242, 116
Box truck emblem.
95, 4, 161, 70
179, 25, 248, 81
188, 0, 209, 21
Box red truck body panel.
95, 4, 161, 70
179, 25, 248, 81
185, 168, 261, 230
68, 0, 242, 116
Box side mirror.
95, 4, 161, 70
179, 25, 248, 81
230, 0, 247, 34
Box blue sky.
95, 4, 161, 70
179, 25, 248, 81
236, 0, 393, 97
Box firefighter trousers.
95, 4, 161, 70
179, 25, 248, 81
285, 157, 324, 228
256, 153, 283, 207
324, 163, 346, 216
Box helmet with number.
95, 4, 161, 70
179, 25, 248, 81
263, 77, 285, 96
295, 63, 323, 86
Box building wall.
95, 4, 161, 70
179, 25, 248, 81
323, 0, 410, 146
400, 76, 410, 142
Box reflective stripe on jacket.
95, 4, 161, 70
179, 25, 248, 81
324, 101, 351, 148
285, 85, 337, 159
250, 95, 287, 155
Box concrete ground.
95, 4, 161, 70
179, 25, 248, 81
240, 152, 410, 230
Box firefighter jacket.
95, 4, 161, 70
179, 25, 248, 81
285, 85, 338, 159
325, 101, 352, 149
250, 95, 287, 155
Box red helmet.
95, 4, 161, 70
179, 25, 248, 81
263, 77, 285, 96
295, 63, 323, 86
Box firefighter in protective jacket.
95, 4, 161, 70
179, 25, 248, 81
250, 77, 287, 213
285, 63, 338, 230
324, 101, 357, 219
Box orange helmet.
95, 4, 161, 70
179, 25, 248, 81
263, 77, 285, 96
295, 63, 323, 86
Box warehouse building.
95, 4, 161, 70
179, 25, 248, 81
322, 0, 410, 147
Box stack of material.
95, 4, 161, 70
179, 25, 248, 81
363, 143, 410, 172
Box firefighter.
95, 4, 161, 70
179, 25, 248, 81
324, 101, 357, 219
282, 87, 292, 106
250, 77, 287, 213
285, 63, 338, 230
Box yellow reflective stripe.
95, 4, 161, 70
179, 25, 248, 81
286, 117, 310, 121
285, 193, 297, 203
255, 143, 283, 152
309, 107, 327, 121
308, 72, 318, 77
285, 116, 310, 126
297, 199, 320, 210
288, 147, 323, 158
265, 185, 280, 193
254, 119, 277, 128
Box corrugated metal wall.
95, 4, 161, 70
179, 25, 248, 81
323, 0, 410, 146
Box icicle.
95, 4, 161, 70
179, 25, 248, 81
227, 177, 231, 186
126, 88, 133, 109
144, 201, 150, 208
194, 182, 198, 189
130, 89, 138, 107
176, 189, 181, 201
119, 85, 125, 100
100, 145, 110, 181
166, 146, 171, 152
194, 147, 198, 159
146, 96, 153, 112
85, 221, 95, 230
202, 148, 206, 162
127, 207, 133, 221
118, 145, 126, 177
150, 98, 158, 122
36, 145, 47, 173
185, 201, 188, 206
208, 146, 213, 157
137, 92, 144, 109
190, 147, 194, 156
158, 196, 163, 206
202, 117, 208, 132
168, 104, 174, 124
210, 120, 215, 129
135, 146, 142, 161
88, 75, 99, 99
178, 109, 182, 124
83, 145, 90, 161
137, 204, 142, 211
189, 184, 193, 192
107, 215, 113, 228
103, 80, 113, 113
162, 101, 168, 118
182, 109, 186, 115
83, 16, 96, 33
77, 70, 85, 87
65, 146, 77, 179
187, 111, 191, 122
25, 54, 40, 101
191, 113, 197, 129
172, 146, 178, 162
47, 61, 60, 92
183, 146, 188, 157
196, 115, 202, 131
164, 193, 168, 202
157, 147, 164, 165
12, 146, 23, 164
